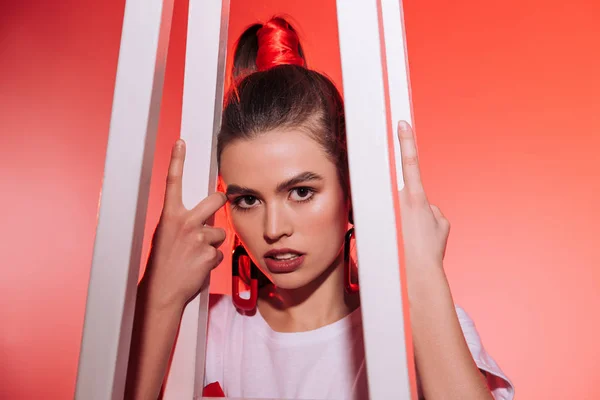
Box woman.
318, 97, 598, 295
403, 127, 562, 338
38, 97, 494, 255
126, 17, 514, 400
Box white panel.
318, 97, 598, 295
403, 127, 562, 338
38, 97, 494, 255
336, 0, 416, 399
74, 0, 175, 399
162, 0, 230, 398
381, 0, 415, 191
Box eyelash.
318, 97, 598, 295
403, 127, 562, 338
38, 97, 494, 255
231, 187, 316, 212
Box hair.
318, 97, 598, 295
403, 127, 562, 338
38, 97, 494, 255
217, 17, 350, 287
229, 19, 306, 81
218, 17, 348, 195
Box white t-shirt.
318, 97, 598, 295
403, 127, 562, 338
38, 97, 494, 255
204, 294, 515, 399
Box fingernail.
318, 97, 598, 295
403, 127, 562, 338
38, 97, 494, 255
398, 121, 408, 131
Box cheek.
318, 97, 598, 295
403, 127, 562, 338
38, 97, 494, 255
229, 210, 257, 243
300, 192, 348, 238
228, 208, 267, 263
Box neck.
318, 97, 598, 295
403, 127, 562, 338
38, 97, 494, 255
257, 252, 360, 333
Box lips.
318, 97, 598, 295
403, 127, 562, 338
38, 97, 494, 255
263, 248, 305, 273
264, 248, 303, 259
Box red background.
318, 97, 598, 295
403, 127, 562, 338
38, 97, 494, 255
1, 0, 599, 399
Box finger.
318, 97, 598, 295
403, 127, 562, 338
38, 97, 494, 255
214, 249, 224, 267
189, 192, 228, 225
201, 246, 224, 268
164, 139, 186, 209
430, 204, 444, 220
397, 121, 427, 203
430, 204, 450, 230
199, 226, 227, 248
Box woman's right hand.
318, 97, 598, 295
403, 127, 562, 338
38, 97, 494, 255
141, 139, 227, 311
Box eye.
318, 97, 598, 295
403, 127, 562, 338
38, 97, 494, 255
234, 195, 260, 210
289, 187, 315, 202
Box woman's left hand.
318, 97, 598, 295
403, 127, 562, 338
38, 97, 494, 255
396, 121, 450, 292
396, 121, 494, 400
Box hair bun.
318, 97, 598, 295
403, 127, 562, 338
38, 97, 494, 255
256, 17, 305, 71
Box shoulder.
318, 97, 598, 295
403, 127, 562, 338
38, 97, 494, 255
454, 305, 515, 400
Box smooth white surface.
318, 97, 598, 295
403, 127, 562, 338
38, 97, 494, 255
162, 0, 230, 399
336, 0, 416, 398
381, 0, 414, 192
74, 0, 175, 399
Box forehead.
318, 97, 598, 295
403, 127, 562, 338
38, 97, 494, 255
219, 130, 335, 188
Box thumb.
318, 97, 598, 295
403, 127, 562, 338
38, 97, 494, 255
430, 204, 449, 228
430, 204, 443, 219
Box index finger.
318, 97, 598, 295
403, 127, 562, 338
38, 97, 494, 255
164, 139, 185, 209
189, 192, 228, 225
397, 121, 427, 203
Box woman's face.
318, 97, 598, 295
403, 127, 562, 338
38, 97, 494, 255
220, 129, 349, 290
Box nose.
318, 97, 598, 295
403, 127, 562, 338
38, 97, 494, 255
263, 202, 293, 243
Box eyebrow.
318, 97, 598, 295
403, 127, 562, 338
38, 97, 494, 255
225, 171, 324, 198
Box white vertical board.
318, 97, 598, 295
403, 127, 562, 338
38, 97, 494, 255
74, 0, 175, 399
381, 0, 415, 191
336, 0, 417, 399
161, 0, 230, 398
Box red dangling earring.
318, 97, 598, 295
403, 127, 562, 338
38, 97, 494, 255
232, 245, 259, 311
344, 227, 359, 294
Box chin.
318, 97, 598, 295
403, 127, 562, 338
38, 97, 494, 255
264, 270, 316, 291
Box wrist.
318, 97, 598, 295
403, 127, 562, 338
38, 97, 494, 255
407, 265, 451, 311
138, 276, 186, 315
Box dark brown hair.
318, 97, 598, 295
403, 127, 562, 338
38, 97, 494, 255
217, 17, 349, 196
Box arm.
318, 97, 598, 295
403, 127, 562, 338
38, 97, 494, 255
409, 269, 492, 400
395, 121, 492, 399
124, 280, 183, 399
123, 140, 227, 399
